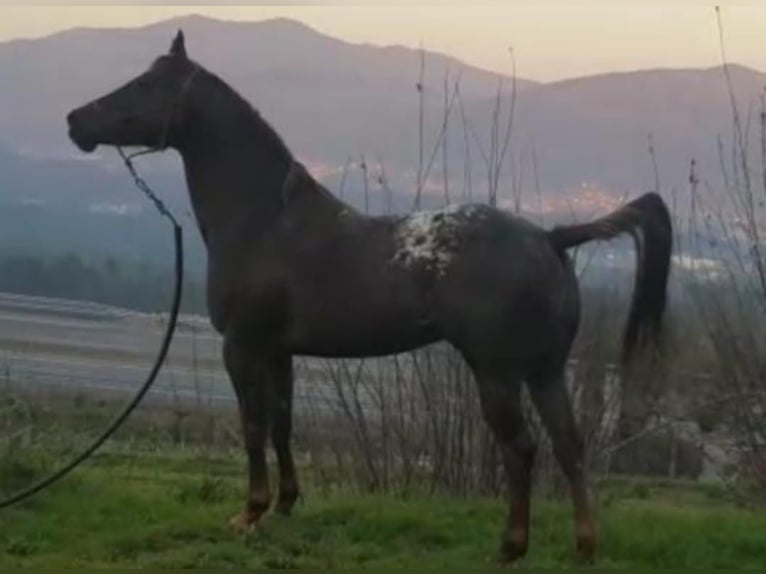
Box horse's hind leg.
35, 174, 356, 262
224, 337, 276, 533
528, 368, 596, 563
474, 369, 537, 564
271, 356, 300, 516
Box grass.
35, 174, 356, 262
1, 450, 765, 569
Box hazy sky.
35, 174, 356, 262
1, 3, 765, 81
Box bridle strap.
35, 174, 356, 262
112, 64, 201, 163
155, 64, 201, 152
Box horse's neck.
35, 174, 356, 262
182, 149, 284, 237
178, 96, 293, 245
177, 80, 352, 249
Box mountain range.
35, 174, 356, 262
0, 14, 762, 269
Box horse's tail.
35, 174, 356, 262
548, 192, 672, 362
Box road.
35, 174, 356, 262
0, 292, 386, 415
0, 291, 221, 366
0, 291, 636, 444
0, 292, 234, 407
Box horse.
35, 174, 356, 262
66, 31, 672, 564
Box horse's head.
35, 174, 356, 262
67, 31, 198, 153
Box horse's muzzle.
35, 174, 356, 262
66, 108, 98, 153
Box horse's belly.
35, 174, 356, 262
286, 309, 440, 358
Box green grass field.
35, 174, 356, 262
1, 450, 765, 569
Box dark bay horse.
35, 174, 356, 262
66, 32, 672, 564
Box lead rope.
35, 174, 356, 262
0, 149, 184, 510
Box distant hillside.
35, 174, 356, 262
0, 15, 534, 161
0, 143, 206, 270
0, 15, 763, 267
478, 65, 766, 199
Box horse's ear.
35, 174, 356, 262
170, 30, 187, 60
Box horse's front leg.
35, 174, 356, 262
271, 355, 300, 515
224, 336, 278, 532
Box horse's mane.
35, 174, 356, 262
196, 64, 293, 163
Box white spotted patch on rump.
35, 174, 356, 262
392, 204, 489, 275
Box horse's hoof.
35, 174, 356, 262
576, 544, 596, 566
229, 511, 260, 535
274, 503, 293, 517
576, 526, 597, 565
497, 535, 528, 566
274, 491, 299, 517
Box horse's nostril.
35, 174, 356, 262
66, 110, 78, 126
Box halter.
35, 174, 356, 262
121, 63, 201, 163
84, 64, 200, 163
114, 65, 201, 226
